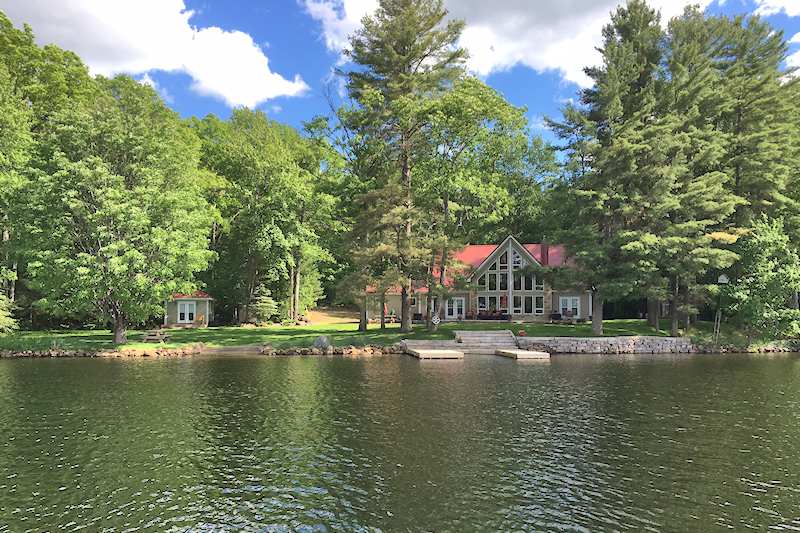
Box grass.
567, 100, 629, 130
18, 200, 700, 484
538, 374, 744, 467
0, 318, 687, 352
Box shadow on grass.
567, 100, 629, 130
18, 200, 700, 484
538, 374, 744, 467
0, 319, 691, 352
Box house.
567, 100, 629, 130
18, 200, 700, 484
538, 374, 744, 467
164, 290, 214, 327
367, 235, 591, 322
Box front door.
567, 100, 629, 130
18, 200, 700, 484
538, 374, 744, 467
446, 297, 465, 320
178, 301, 196, 324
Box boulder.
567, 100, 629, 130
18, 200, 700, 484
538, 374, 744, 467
312, 335, 332, 350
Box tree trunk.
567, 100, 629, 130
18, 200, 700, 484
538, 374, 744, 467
292, 253, 302, 322
592, 289, 603, 336
670, 278, 680, 337
647, 297, 659, 330
288, 265, 295, 320
400, 282, 412, 333
113, 316, 128, 344
399, 139, 413, 334
380, 292, 386, 330
8, 261, 15, 302
359, 296, 368, 332
425, 294, 433, 330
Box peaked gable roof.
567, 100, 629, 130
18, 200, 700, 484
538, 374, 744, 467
452, 235, 568, 278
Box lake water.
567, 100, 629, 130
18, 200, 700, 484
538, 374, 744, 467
1, 354, 799, 532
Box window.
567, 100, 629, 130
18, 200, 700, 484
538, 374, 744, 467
513, 296, 522, 314
535, 296, 544, 315
524, 275, 533, 291
513, 272, 522, 291
489, 261, 497, 271
524, 296, 533, 314
499, 251, 508, 270
477, 275, 486, 289
488, 273, 497, 291
478, 296, 487, 311
499, 295, 508, 313
488, 296, 498, 311
560, 296, 580, 318
512, 249, 522, 268
535, 276, 544, 291
500, 273, 508, 290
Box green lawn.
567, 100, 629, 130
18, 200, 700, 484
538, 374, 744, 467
0, 319, 690, 352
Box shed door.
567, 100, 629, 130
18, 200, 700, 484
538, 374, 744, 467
178, 301, 196, 323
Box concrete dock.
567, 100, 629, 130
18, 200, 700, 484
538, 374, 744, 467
495, 348, 550, 360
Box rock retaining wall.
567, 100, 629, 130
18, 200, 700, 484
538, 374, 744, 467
517, 336, 696, 354
0, 343, 206, 359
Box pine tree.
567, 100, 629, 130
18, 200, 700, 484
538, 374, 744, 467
629, 7, 742, 335
715, 15, 796, 225
551, 0, 667, 335
342, 0, 466, 332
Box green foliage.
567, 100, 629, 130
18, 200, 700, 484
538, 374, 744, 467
723, 217, 800, 340
249, 287, 279, 324
0, 294, 16, 333
193, 109, 342, 323
22, 76, 215, 342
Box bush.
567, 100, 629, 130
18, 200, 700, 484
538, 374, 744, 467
0, 295, 17, 333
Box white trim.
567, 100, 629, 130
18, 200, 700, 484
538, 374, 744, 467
559, 296, 581, 319
446, 297, 465, 320
469, 235, 541, 282
177, 301, 197, 324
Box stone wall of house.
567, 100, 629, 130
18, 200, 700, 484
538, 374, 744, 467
517, 335, 696, 354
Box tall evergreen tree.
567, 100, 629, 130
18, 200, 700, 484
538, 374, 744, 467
551, 0, 666, 335
342, 0, 466, 332
715, 15, 797, 225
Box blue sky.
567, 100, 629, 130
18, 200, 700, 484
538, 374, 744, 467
3, 0, 799, 140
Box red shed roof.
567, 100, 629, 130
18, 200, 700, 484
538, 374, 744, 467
172, 290, 213, 300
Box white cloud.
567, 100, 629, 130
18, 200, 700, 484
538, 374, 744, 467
304, 0, 800, 88
789, 32, 800, 67
753, 0, 800, 17
139, 73, 173, 104
1, 0, 308, 108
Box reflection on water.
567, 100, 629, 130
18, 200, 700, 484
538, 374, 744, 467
1, 354, 799, 531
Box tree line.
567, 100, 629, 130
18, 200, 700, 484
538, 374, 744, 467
0, 12, 351, 342
1, 0, 799, 343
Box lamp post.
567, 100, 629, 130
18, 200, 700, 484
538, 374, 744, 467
714, 274, 729, 347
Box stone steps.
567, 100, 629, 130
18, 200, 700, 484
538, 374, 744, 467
404, 330, 521, 357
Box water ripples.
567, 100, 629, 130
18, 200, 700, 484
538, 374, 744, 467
1, 354, 799, 531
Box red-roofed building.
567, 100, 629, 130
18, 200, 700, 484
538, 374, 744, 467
367, 235, 590, 322
164, 290, 214, 327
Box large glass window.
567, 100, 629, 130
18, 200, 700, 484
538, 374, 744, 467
513, 296, 522, 314
499, 251, 508, 270
477, 275, 486, 290
513, 272, 522, 291
488, 273, 497, 291
535, 296, 544, 315
512, 249, 522, 269
524, 296, 533, 314
500, 273, 508, 290
499, 295, 508, 313
478, 296, 487, 311
524, 275, 533, 291
488, 296, 498, 311
535, 276, 544, 291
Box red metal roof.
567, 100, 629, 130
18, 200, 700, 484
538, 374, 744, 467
172, 290, 213, 300
373, 240, 568, 295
